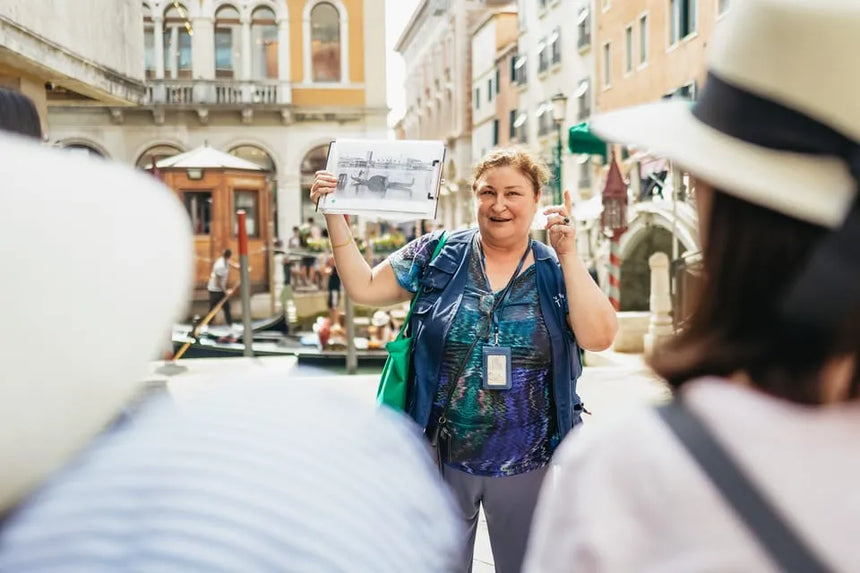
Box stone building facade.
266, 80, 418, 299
46, 0, 389, 239
0, 0, 145, 129
395, 0, 489, 230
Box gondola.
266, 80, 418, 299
170, 329, 388, 365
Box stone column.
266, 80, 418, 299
192, 16, 215, 103
644, 252, 674, 357
241, 17, 252, 81
192, 16, 215, 79
154, 17, 165, 80
339, 13, 349, 83
277, 18, 291, 104
169, 26, 179, 79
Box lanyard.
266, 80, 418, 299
477, 235, 532, 345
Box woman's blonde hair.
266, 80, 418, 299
472, 148, 551, 196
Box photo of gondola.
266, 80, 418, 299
320, 138, 446, 219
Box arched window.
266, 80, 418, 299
310, 3, 340, 82
214, 5, 241, 79
163, 4, 192, 79
300, 145, 329, 218
251, 7, 278, 79
135, 144, 183, 170
64, 144, 105, 159
229, 145, 276, 172
143, 3, 155, 79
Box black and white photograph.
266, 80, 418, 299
318, 139, 446, 220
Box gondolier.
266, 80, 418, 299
207, 249, 234, 325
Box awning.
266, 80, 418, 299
568, 121, 607, 160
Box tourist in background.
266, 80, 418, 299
207, 248, 234, 325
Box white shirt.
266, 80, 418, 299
207, 256, 228, 292
0, 376, 463, 572
524, 378, 860, 572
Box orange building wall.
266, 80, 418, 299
596, 0, 724, 112
291, 88, 365, 106
287, 0, 366, 90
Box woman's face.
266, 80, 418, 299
474, 165, 540, 245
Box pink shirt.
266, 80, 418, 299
525, 378, 860, 572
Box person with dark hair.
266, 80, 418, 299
312, 148, 617, 572
526, 1, 860, 571
0, 88, 42, 139
207, 248, 234, 325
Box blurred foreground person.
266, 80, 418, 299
0, 134, 461, 571
525, 1, 860, 571
0, 88, 42, 139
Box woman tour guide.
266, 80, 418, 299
311, 149, 617, 572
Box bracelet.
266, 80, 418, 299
331, 238, 354, 249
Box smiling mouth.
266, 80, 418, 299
489, 216, 512, 223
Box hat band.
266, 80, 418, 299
693, 72, 860, 332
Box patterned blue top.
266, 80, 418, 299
390, 233, 557, 477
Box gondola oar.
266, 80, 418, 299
173, 282, 241, 361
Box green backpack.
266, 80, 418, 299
376, 232, 447, 411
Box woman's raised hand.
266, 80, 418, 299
544, 189, 578, 257
310, 170, 338, 205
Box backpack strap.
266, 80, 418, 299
657, 400, 831, 573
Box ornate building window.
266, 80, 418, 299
214, 5, 241, 79
251, 6, 278, 79
163, 3, 192, 79
310, 2, 341, 82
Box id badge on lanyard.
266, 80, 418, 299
482, 344, 512, 390
478, 236, 529, 391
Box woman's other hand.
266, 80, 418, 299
310, 170, 338, 205
544, 189, 577, 257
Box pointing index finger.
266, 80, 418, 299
563, 189, 572, 216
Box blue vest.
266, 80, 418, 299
406, 228, 584, 442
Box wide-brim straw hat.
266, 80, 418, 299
591, 0, 860, 229
591, 0, 860, 329
0, 134, 192, 513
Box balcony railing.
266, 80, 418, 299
146, 79, 290, 106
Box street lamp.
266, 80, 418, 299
550, 92, 568, 205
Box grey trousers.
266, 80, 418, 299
442, 464, 549, 573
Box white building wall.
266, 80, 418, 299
0, 0, 144, 82
397, 0, 488, 230
471, 15, 499, 166
471, 121, 496, 168
471, 18, 497, 131
517, 0, 592, 204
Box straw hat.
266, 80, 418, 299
0, 134, 192, 513
591, 0, 860, 228
590, 0, 860, 328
